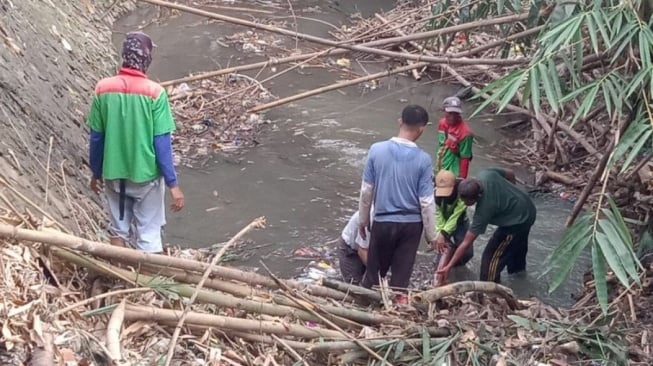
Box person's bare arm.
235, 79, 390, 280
357, 248, 368, 265
438, 231, 477, 273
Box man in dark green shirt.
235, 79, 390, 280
436, 167, 536, 283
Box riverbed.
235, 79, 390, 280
114, 0, 588, 306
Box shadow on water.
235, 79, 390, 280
114, 0, 590, 307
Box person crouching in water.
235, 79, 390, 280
337, 208, 373, 285
433, 170, 473, 286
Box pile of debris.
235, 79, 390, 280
165, 76, 273, 168
0, 175, 650, 365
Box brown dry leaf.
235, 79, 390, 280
7, 300, 38, 318
31, 314, 45, 345
1, 320, 13, 351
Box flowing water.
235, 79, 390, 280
114, 0, 589, 307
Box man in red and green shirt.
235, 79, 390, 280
87, 31, 184, 253
436, 96, 473, 178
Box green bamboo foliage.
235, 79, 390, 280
470, 0, 653, 313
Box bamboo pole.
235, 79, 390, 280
270, 294, 407, 326
412, 281, 519, 310
371, 13, 595, 158
140, 0, 529, 66
321, 279, 383, 303
124, 304, 346, 340
160, 23, 539, 88
106, 299, 126, 362
262, 263, 390, 366
52, 248, 354, 328
165, 217, 265, 366
247, 62, 429, 113
0, 224, 352, 301
229, 331, 446, 352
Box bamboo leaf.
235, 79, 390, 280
539, 62, 559, 112
394, 340, 405, 361
597, 217, 639, 283
422, 327, 431, 363
585, 13, 601, 55
528, 65, 541, 112
610, 117, 650, 169
594, 231, 630, 286
507, 315, 547, 332
622, 128, 652, 171
592, 243, 609, 314
497, 0, 505, 15
591, 10, 611, 48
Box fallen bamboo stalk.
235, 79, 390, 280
165, 217, 266, 366
270, 294, 407, 326
106, 299, 126, 362
247, 62, 429, 113
54, 287, 153, 316
52, 248, 354, 328
378, 13, 594, 158
453, 25, 545, 57
412, 281, 519, 310
321, 278, 383, 303
262, 263, 391, 366
142, 264, 262, 299
141, 0, 529, 66
230, 331, 446, 353
124, 304, 346, 340
0, 224, 352, 302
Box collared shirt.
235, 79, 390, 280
362, 137, 434, 223
87, 67, 176, 183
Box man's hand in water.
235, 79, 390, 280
433, 234, 448, 253
436, 265, 451, 283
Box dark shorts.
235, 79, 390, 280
337, 238, 366, 285
480, 222, 532, 283
361, 221, 423, 291
432, 219, 473, 267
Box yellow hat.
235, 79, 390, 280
435, 170, 456, 197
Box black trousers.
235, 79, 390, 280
361, 221, 423, 291
480, 222, 532, 283
337, 238, 366, 285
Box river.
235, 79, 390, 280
114, 0, 589, 307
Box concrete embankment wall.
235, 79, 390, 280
0, 0, 134, 231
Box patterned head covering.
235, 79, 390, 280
121, 31, 155, 72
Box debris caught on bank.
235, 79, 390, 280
0, 174, 651, 365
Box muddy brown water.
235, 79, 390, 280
114, 0, 589, 307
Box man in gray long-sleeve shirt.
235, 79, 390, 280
358, 105, 437, 303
